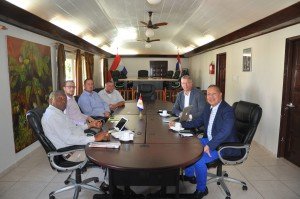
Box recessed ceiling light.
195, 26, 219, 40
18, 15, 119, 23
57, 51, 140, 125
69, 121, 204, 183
50, 16, 84, 36
147, 0, 161, 5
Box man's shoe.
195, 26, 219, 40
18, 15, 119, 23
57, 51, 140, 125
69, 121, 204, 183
193, 187, 208, 199
100, 182, 109, 193
180, 175, 197, 184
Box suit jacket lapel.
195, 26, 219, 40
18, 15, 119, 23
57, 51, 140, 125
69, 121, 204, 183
211, 101, 224, 134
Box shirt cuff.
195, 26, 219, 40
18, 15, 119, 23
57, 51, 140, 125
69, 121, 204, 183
88, 136, 95, 142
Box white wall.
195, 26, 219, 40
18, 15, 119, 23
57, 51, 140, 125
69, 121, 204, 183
189, 23, 300, 155
107, 57, 189, 77
0, 22, 58, 174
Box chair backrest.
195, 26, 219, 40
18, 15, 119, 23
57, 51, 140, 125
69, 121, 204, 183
26, 108, 56, 153
138, 70, 148, 78
111, 70, 121, 81
166, 70, 174, 78
233, 101, 262, 145
173, 70, 180, 79
137, 84, 156, 101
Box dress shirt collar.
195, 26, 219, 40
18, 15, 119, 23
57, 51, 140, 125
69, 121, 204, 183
49, 105, 64, 114
83, 90, 93, 96
210, 100, 222, 110
184, 90, 191, 96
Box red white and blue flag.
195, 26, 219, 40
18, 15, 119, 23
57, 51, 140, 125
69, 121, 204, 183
175, 53, 182, 75
108, 54, 121, 81
137, 94, 144, 111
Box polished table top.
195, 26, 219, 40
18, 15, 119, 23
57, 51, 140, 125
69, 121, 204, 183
119, 77, 178, 82
85, 101, 202, 171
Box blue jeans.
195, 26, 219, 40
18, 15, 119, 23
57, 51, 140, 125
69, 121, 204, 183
184, 138, 219, 192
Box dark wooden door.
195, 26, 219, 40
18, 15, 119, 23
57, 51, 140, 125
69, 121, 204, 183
216, 53, 226, 98
278, 37, 300, 166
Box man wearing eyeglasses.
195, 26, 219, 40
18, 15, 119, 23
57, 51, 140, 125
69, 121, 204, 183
63, 80, 102, 130
169, 85, 239, 199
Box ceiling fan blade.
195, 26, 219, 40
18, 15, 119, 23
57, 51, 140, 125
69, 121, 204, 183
140, 21, 148, 26
149, 39, 160, 43
153, 22, 168, 26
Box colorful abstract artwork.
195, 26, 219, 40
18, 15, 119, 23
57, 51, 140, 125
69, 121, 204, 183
7, 36, 52, 152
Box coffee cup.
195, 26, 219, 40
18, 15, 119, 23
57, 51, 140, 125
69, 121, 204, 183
174, 122, 182, 130
162, 110, 168, 116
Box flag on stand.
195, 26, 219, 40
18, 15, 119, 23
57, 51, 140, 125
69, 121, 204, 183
108, 54, 121, 81
137, 94, 144, 112
175, 53, 182, 75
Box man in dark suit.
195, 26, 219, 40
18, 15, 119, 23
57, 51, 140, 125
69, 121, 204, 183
170, 85, 239, 199
172, 75, 206, 120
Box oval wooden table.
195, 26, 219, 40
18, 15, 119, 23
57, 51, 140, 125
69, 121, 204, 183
85, 101, 203, 199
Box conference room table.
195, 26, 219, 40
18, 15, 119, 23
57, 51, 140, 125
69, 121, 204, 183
85, 100, 203, 199
118, 77, 178, 89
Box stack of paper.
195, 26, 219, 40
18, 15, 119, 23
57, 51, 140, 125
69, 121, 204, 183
89, 141, 121, 149
178, 133, 194, 137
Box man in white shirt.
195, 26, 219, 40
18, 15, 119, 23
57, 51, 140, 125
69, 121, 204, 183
63, 80, 102, 130
98, 81, 125, 110
42, 90, 109, 149
42, 90, 110, 193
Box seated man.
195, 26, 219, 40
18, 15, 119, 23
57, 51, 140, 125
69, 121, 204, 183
98, 81, 125, 110
78, 79, 110, 119
63, 80, 102, 132
170, 85, 240, 199
42, 90, 109, 151
42, 90, 110, 192
172, 75, 206, 120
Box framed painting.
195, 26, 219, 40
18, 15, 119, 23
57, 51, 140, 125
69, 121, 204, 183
7, 36, 53, 152
243, 48, 252, 72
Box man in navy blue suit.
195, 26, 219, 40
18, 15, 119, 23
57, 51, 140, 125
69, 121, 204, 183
170, 85, 239, 198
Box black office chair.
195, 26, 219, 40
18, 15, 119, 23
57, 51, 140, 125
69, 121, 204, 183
26, 108, 101, 199
111, 70, 125, 89
206, 101, 262, 199
136, 84, 156, 101
166, 70, 174, 78
163, 71, 174, 89
138, 70, 148, 78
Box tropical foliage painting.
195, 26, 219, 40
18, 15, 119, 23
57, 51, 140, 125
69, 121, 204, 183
7, 36, 52, 152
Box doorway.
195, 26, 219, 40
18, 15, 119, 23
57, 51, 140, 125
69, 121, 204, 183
278, 36, 300, 167
216, 53, 226, 98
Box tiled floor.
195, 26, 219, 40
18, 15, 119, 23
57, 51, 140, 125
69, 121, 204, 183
0, 142, 299, 199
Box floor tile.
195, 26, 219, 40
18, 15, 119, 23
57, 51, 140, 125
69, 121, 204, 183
1, 181, 47, 199
0, 181, 16, 195
266, 165, 300, 181
237, 166, 277, 181
19, 165, 57, 182
251, 180, 299, 199
252, 155, 288, 167
282, 180, 300, 196
0, 167, 32, 182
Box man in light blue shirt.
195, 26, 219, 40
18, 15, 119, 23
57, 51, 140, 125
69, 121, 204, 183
78, 79, 110, 118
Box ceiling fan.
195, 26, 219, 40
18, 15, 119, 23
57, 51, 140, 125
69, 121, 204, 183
140, 11, 168, 29
137, 37, 160, 43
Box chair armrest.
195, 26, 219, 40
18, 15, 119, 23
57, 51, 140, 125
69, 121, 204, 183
217, 143, 250, 165
47, 145, 87, 171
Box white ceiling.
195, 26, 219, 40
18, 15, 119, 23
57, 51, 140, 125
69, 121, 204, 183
6, 0, 299, 55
